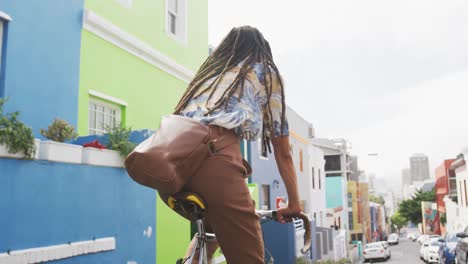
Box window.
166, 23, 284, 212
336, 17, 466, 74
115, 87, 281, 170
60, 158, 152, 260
465, 180, 468, 207
308, 126, 314, 138
299, 149, 303, 172
348, 193, 353, 207
88, 99, 122, 135
348, 212, 354, 230
0, 19, 4, 74
166, 0, 187, 43
312, 167, 315, 189
318, 169, 322, 189
325, 155, 341, 171
261, 184, 270, 210
257, 141, 268, 160
460, 181, 464, 206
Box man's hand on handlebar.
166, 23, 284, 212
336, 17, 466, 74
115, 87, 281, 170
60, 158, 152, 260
276, 203, 302, 224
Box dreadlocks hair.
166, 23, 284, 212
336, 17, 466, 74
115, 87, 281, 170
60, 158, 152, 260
173, 26, 287, 151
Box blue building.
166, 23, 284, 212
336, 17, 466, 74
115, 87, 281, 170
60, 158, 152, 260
1, 1, 83, 136
0, 2, 157, 263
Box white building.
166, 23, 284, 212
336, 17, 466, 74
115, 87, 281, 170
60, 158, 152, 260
312, 138, 351, 231
445, 148, 468, 233
286, 106, 327, 226
379, 191, 396, 217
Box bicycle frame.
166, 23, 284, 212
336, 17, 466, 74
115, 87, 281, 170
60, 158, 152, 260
179, 210, 311, 264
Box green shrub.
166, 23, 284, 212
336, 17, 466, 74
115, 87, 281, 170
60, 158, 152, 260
0, 98, 36, 159
105, 125, 135, 157
40, 118, 78, 142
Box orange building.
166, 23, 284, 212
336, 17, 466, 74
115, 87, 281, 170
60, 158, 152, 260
435, 159, 455, 235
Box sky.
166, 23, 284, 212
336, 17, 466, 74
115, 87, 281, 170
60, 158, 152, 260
208, 0, 468, 193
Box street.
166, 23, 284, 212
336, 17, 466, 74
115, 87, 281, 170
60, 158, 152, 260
360, 236, 422, 264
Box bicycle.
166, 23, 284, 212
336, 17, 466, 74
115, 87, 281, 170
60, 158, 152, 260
166, 192, 312, 264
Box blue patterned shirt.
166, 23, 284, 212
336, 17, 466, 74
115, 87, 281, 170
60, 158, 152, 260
180, 62, 289, 141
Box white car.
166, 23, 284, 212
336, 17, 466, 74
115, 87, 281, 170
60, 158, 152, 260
363, 242, 388, 262
408, 232, 419, 241
418, 234, 430, 245
378, 241, 391, 259
419, 238, 441, 263
387, 233, 399, 245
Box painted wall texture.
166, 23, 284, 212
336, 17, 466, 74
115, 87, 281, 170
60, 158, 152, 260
249, 141, 287, 210
0, 0, 83, 136
84, 0, 208, 72
0, 159, 156, 263
347, 181, 363, 237
77, 0, 209, 135
326, 176, 344, 209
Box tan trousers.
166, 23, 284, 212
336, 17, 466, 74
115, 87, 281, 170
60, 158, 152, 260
183, 126, 264, 264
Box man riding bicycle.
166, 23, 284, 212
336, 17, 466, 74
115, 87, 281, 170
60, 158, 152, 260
170, 25, 302, 263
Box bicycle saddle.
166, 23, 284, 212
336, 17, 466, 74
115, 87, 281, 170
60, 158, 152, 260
164, 192, 207, 221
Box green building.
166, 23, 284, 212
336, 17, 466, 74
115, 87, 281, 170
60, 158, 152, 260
78, 0, 208, 262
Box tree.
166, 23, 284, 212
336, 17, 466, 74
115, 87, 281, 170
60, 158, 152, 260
370, 194, 385, 205
398, 189, 435, 224
391, 211, 408, 233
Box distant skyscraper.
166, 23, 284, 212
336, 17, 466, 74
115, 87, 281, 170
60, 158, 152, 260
402, 168, 411, 185
410, 154, 430, 182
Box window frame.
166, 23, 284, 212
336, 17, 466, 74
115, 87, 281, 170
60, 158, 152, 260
0, 19, 4, 93
261, 184, 270, 210
311, 167, 315, 189
257, 141, 268, 160
88, 98, 123, 135
0, 12, 11, 98
318, 169, 322, 189
165, 0, 187, 45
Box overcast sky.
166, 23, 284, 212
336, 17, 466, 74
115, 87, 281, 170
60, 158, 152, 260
208, 0, 468, 192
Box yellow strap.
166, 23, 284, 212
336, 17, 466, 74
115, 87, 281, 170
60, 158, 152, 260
186, 195, 206, 210
168, 196, 176, 209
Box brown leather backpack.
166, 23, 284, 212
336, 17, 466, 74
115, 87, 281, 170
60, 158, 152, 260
124, 115, 235, 194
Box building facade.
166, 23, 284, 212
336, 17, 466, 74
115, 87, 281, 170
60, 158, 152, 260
347, 181, 363, 241
0, 1, 209, 263
286, 106, 327, 226
445, 149, 468, 233
313, 138, 351, 232
435, 159, 455, 235
410, 153, 431, 182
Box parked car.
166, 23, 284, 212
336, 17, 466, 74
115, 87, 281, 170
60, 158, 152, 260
363, 242, 388, 262
408, 232, 419, 242
419, 235, 431, 245
455, 226, 468, 264
379, 241, 391, 259
420, 238, 442, 263
438, 233, 459, 264
388, 233, 399, 245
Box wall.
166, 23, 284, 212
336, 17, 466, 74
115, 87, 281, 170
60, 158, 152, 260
1, 0, 83, 135
325, 176, 344, 209
84, 0, 208, 72
0, 159, 156, 263
250, 141, 287, 209
309, 144, 326, 226
347, 181, 363, 238
360, 182, 371, 243
78, 0, 208, 135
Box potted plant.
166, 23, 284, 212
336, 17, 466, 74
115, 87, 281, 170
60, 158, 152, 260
105, 125, 136, 157
0, 98, 39, 159
81, 139, 124, 167
39, 118, 82, 164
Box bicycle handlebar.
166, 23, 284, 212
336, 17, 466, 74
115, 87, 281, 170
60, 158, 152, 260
255, 210, 312, 255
